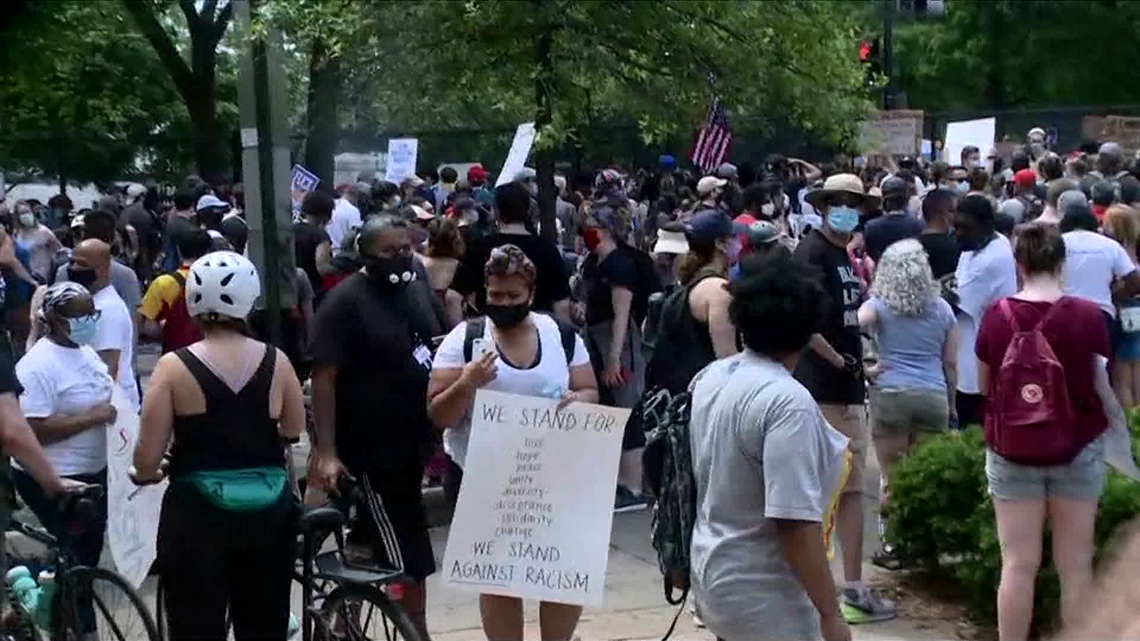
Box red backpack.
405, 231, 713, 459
160, 271, 203, 354
989, 298, 1075, 465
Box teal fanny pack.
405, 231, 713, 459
181, 466, 287, 512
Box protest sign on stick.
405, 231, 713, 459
385, 138, 419, 184
496, 123, 537, 188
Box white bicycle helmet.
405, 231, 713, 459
185, 251, 260, 320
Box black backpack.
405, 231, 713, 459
462, 316, 577, 365
617, 245, 663, 326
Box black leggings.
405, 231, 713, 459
157, 483, 295, 641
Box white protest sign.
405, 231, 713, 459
106, 388, 167, 588
858, 110, 923, 156
443, 390, 628, 606
496, 123, 536, 187
384, 138, 419, 184
944, 117, 995, 168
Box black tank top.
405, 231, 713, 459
645, 268, 722, 394
168, 344, 285, 477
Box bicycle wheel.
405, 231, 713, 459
51, 567, 159, 641
316, 585, 421, 641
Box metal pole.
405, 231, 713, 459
883, 0, 895, 110
250, 0, 281, 346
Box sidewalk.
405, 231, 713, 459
425, 445, 960, 640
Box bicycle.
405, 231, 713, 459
154, 477, 422, 641
5, 484, 160, 641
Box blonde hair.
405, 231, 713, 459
1106, 204, 1140, 261
870, 239, 938, 316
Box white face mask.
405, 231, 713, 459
18, 213, 34, 228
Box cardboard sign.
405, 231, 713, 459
290, 164, 319, 220
1083, 115, 1140, 156
858, 110, 923, 156
385, 138, 419, 184
496, 123, 537, 187
442, 390, 629, 606
944, 117, 996, 168
106, 388, 167, 588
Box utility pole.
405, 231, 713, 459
883, 0, 894, 110
235, 0, 295, 346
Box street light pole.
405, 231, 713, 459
235, 0, 295, 347
883, 0, 894, 110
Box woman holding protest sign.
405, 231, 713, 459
428, 244, 599, 641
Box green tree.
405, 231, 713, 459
123, 0, 236, 181
296, 0, 871, 237
890, 0, 1140, 111
0, 0, 188, 188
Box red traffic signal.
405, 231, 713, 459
859, 40, 873, 62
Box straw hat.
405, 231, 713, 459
805, 173, 870, 210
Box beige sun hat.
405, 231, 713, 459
805, 173, 870, 210
653, 229, 690, 255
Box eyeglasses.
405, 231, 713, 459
66, 310, 101, 324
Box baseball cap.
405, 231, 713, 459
1099, 142, 1123, 159
688, 210, 744, 243
1091, 180, 1118, 206
467, 165, 487, 183
1014, 169, 1037, 190
410, 204, 434, 221
658, 154, 676, 170
747, 221, 780, 247
514, 167, 536, 183
697, 176, 727, 196
125, 183, 146, 198
998, 198, 1027, 224
715, 163, 738, 180
70, 214, 85, 229
1059, 189, 1090, 216
880, 176, 908, 198
197, 194, 229, 211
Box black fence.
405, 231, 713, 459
925, 104, 1140, 154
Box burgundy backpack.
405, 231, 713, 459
160, 271, 204, 354
989, 298, 1075, 465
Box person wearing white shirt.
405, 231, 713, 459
326, 184, 366, 254
1059, 198, 1140, 348
66, 240, 139, 409
953, 195, 1017, 427
12, 282, 117, 634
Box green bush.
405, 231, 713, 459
884, 420, 1140, 627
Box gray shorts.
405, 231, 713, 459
869, 387, 949, 436
986, 438, 1106, 501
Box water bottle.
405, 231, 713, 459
35, 571, 55, 630
4, 566, 40, 616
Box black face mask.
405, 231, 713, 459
68, 267, 98, 289
362, 253, 415, 289
485, 303, 530, 329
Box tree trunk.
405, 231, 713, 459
534, 18, 557, 244
304, 38, 340, 190
187, 92, 223, 182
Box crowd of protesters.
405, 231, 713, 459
0, 124, 1133, 639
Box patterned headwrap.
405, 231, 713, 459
593, 168, 628, 203
34, 281, 90, 335
589, 203, 631, 243
485, 244, 537, 287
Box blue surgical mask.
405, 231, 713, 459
827, 206, 861, 234
67, 315, 98, 346
956, 180, 970, 193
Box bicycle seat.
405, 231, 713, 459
297, 506, 345, 534
313, 550, 402, 585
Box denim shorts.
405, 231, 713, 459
985, 437, 1106, 501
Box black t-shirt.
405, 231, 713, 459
863, 212, 924, 263
166, 215, 199, 252
792, 229, 864, 404
294, 221, 331, 302
454, 233, 570, 313
919, 231, 961, 279
310, 273, 437, 473
0, 347, 21, 396
582, 250, 638, 326
123, 202, 157, 253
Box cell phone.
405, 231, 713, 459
472, 338, 492, 358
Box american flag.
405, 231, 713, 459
690, 98, 732, 173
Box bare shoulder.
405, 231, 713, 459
692, 276, 730, 302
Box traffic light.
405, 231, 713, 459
859, 38, 881, 85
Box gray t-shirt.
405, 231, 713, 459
688, 352, 849, 641
55, 260, 141, 312
870, 295, 955, 392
